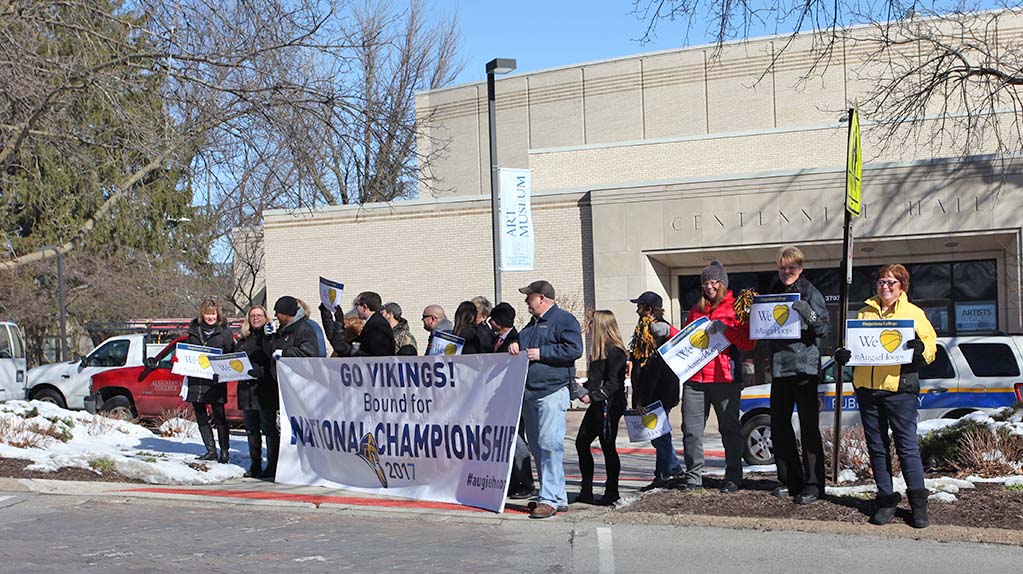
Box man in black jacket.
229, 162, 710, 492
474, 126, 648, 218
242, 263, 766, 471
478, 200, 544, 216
268, 296, 321, 362
320, 292, 396, 357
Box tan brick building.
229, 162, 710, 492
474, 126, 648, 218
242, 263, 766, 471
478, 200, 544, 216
264, 17, 1023, 365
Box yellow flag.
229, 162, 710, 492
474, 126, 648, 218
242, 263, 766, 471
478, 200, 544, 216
846, 103, 862, 217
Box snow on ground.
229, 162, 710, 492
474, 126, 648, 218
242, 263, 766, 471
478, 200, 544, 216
0, 400, 247, 484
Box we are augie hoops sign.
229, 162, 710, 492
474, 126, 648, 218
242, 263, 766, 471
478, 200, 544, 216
657, 316, 731, 382
749, 294, 801, 340
846, 319, 915, 366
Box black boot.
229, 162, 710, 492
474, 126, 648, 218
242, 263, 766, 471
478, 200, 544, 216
198, 424, 217, 461
245, 432, 263, 478
262, 430, 280, 481
869, 492, 901, 525
906, 488, 930, 528
217, 424, 231, 464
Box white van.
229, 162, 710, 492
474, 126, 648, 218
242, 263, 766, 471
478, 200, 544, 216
0, 321, 28, 402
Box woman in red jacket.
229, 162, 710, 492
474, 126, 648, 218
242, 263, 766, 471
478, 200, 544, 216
681, 261, 753, 492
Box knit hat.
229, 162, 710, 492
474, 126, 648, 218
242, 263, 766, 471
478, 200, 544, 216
274, 295, 299, 316
489, 302, 516, 328
701, 260, 729, 288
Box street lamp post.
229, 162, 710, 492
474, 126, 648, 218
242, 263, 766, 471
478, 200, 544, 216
486, 57, 516, 304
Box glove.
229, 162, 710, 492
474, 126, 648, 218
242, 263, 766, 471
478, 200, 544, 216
905, 339, 925, 353
247, 366, 263, 380
272, 349, 283, 361
704, 320, 727, 336
833, 347, 852, 366
211, 373, 220, 384
791, 300, 818, 324
264, 321, 277, 336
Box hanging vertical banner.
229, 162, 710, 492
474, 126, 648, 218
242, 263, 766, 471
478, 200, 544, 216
499, 168, 534, 271
846, 103, 862, 217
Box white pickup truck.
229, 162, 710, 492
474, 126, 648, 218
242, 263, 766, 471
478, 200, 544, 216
27, 333, 163, 410
0, 321, 28, 403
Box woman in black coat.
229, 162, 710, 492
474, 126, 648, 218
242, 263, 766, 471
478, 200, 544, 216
186, 298, 235, 463
452, 301, 483, 354
237, 305, 279, 479
575, 310, 629, 505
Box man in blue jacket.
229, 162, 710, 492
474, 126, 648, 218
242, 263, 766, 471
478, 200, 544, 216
509, 280, 583, 519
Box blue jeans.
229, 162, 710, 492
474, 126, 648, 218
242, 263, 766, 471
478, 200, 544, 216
652, 423, 681, 479
855, 387, 926, 494
522, 386, 569, 507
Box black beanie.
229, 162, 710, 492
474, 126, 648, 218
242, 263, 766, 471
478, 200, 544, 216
489, 302, 515, 328
274, 295, 299, 316
700, 260, 729, 288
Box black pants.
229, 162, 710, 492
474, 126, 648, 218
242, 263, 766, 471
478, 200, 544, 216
769, 375, 825, 496
193, 402, 229, 454
575, 397, 626, 497
244, 409, 281, 477
507, 417, 534, 493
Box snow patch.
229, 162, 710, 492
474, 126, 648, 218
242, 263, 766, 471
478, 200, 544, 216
837, 469, 858, 484
929, 491, 957, 503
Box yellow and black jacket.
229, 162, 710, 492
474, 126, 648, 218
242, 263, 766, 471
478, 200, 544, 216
851, 292, 938, 393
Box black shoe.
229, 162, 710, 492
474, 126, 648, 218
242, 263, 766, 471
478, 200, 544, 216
218, 452, 230, 464
681, 483, 703, 492
719, 481, 739, 494
794, 492, 819, 505
771, 485, 790, 498
575, 492, 597, 505
870, 492, 902, 526
509, 487, 536, 500
198, 450, 218, 461
639, 478, 667, 492
599, 494, 621, 506
243, 467, 262, 479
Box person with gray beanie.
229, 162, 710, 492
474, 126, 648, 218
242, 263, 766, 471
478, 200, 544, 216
680, 260, 754, 492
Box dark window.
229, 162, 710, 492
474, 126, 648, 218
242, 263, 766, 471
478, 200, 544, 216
85, 340, 130, 368
960, 343, 1020, 377
953, 261, 997, 300
906, 263, 952, 300
919, 345, 955, 379
821, 360, 854, 384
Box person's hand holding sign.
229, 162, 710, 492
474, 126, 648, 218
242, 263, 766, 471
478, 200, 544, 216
526, 348, 541, 361
508, 342, 520, 355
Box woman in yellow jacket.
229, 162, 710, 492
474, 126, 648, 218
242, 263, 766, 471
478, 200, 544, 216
834, 264, 936, 529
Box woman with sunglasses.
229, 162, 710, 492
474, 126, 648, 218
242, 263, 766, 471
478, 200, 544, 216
834, 264, 937, 528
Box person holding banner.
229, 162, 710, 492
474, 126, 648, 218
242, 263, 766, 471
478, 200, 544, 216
681, 261, 754, 493
454, 301, 484, 354
472, 296, 497, 352
765, 246, 830, 505
320, 292, 395, 357
628, 291, 682, 491
510, 280, 583, 519
237, 305, 279, 480
575, 310, 628, 506
834, 264, 937, 528
185, 298, 236, 463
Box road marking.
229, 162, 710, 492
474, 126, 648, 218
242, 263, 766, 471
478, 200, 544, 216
597, 527, 614, 574
0, 496, 13, 504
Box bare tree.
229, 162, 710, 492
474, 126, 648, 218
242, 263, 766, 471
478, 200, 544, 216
630, 1, 1023, 159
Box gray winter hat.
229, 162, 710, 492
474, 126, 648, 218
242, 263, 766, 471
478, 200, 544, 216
700, 260, 729, 288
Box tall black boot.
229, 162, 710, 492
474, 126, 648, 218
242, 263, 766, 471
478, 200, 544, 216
217, 424, 231, 464
869, 492, 901, 525
906, 488, 930, 529
262, 424, 280, 482
198, 424, 217, 461
245, 431, 263, 478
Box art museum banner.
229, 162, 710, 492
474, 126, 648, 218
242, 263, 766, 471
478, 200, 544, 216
276, 354, 528, 513
499, 167, 534, 271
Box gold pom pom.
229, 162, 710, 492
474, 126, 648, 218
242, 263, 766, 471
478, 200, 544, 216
733, 288, 759, 325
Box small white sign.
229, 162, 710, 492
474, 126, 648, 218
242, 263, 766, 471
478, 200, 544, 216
846, 319, 915, 366
319, 277, 345, 313
623, 400, 671, 442
657, 316, 731, 383
427, 330, 465, 356
955, 301, 996, 332
171, 343, 222, 379
749, 294, 801, 340
208, 351, 254, 382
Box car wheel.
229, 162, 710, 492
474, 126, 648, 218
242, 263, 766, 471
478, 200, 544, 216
742, 413, 774, 466
32, 388, 67, 409
100, 396, 136, 420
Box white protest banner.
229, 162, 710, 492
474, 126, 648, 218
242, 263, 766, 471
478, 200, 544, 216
749, 294, 801, 340
171, 343, 222, 379
319, 277, 344, 312
623, 400, 670, 442
208, 351, 254, 382
846, 319, 915, 366
657, 316, 731, 383
499, 168, 534, 271
427, 330, 464, 356
276, 354, 529, 513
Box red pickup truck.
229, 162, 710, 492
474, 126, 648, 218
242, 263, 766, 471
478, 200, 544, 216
85, 336, 245, 423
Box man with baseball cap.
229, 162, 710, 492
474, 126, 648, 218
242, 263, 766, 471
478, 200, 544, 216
509, 280, 583, 518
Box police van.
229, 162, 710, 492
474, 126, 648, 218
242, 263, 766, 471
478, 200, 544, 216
0, 321, 28, 402
738, 335, 1023, 465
